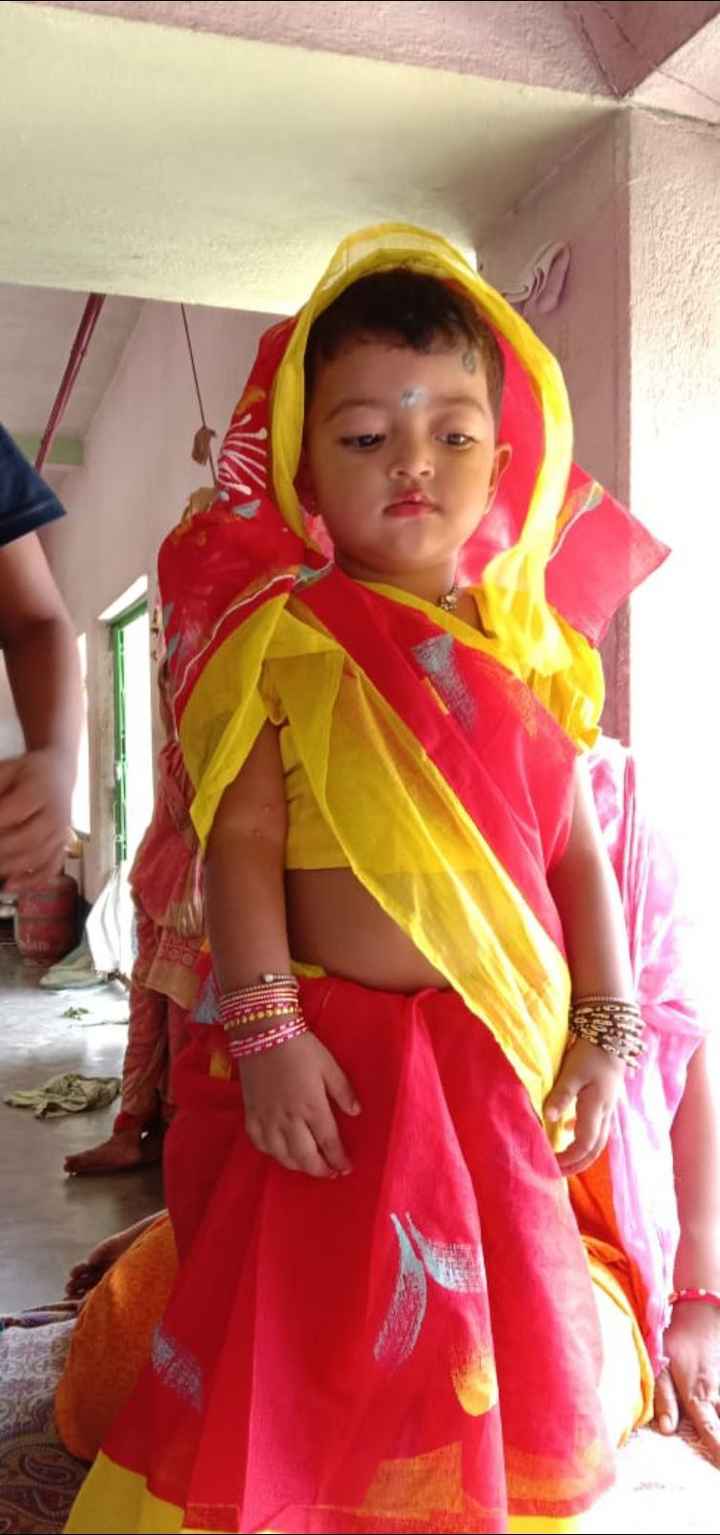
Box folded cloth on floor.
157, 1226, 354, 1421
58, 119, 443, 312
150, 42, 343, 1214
4, 1073, 120, 1118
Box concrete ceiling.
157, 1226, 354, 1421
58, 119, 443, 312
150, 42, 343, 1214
2, 0, 719, 469
47, 1, 720, 108
632, 11, 720, 121
2, 1, 616, 313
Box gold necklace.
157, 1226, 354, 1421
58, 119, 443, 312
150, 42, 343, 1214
437, 583, 459, 612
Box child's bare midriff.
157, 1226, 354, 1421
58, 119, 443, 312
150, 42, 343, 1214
286, 867, 449, 990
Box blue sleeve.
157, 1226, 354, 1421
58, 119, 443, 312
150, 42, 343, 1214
0, 425, 66, 547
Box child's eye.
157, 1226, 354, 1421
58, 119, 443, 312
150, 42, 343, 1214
441, 433, 475, 448
339, 434, 385, 450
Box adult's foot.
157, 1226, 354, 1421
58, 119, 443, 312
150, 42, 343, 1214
64, 1124, 163, 1176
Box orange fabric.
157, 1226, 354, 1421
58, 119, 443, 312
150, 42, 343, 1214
55, 1218, 177, 1463
569, 1160, 649, 1332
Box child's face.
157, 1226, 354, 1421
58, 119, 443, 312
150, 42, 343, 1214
304, 339, 509, 581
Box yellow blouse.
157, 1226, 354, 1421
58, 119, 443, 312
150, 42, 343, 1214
280, 716, 348, 869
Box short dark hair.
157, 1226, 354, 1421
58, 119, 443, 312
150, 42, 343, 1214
305, 269, 505, 424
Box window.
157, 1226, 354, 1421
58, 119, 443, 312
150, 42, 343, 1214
71, 632, 91, 836
110, 600, 153, 866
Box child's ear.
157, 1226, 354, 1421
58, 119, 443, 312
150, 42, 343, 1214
488, 442, 512, 500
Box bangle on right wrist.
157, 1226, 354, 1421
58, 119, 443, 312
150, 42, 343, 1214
227, 1016, 308, 1060
219, 975, 299, 1034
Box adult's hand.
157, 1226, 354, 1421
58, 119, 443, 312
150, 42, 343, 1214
0, 746, 73, 890
654, 1302, 720, 1466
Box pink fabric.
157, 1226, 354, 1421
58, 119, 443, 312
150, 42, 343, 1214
589, 736, 706, 1371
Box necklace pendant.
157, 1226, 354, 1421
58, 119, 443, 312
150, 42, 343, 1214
437, 583, 459, 613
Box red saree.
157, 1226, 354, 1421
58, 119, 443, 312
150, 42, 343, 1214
65, 223, 668, 1534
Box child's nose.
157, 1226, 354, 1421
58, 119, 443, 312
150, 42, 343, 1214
388, 435, 434, 480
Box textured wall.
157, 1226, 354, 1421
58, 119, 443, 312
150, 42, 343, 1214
571, 1, 720, 95
479, 118, 631, 740
42, 299, 276, 899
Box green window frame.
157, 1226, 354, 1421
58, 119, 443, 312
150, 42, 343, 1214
111, 598, 148, 865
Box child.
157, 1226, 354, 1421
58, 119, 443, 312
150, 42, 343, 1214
66, 225, 699, 1534
55, 740, 720, 1471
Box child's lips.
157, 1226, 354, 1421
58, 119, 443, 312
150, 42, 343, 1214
384, 497, 437, 519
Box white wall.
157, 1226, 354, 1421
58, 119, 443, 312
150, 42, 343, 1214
43, 298, 276, 899
627, 112, 720, 1004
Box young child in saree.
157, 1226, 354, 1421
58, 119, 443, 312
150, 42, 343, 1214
65, 226, 716, 1535
55, 741, 720, 1473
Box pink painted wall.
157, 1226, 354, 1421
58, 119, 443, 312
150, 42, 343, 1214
572, 2, 720, 95
479, 117, 631, 739
43, 298, 276, 899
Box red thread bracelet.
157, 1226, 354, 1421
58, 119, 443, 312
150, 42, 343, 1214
669, 1287, 720, 1309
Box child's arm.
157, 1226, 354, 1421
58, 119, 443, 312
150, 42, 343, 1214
545, 756, 635, 1175
205, 722, 360, 1179
654, 1038, 720, 1461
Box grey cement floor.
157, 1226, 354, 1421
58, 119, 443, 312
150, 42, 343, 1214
0, 937, 163, 1312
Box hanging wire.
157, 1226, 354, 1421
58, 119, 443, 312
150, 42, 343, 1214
180, 303, 218, 485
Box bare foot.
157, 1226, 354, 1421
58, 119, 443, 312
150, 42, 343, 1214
65, 1211, 165, 1298
64, 1124, 163, 1177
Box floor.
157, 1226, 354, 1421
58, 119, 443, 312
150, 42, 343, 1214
0, 937, 163, 1311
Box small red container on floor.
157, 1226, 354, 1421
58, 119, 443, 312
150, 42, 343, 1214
14, 874, 78, 963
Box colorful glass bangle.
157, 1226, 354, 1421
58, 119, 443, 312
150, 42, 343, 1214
221, 1004, 300, 1032
219, 985, 298, 1008
669, 1287, 720, 1310
227, 1020, 308, 1059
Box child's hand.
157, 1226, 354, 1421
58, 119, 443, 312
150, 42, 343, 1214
544, 1038, 626, 1176
654, 1302, 720, 1466
238, 1032, 361, 1179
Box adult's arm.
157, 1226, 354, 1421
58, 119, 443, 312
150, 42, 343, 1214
0, 530, 82, 888
655, 1038, 720, 1462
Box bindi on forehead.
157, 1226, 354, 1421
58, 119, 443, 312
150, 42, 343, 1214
399, 387, 430, 409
